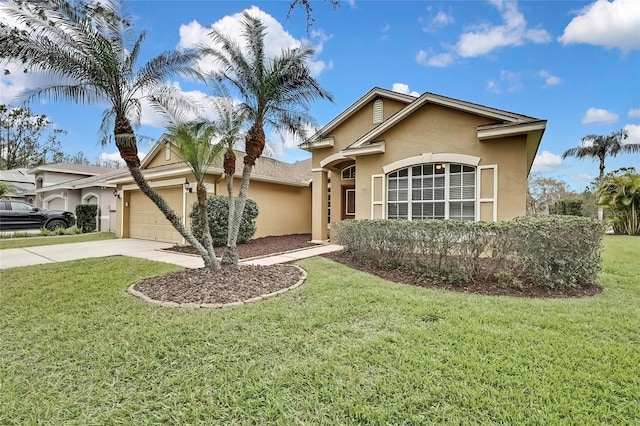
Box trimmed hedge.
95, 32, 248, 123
190, 196, 259, 247
75, 204, 98, 233
332, 216, 605, 290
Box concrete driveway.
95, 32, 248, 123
0, 239, 205, 270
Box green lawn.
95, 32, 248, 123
0, 232, 115, 250
1, 236, 638, 424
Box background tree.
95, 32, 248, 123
0, 181, 14, 198
51, 150, 92, 165
203, 12, 334, 265
0, 0, 224, 268
562, 129, 640, 179
0, 105, 67, 169
562, 129, 639, 219
287, 0, 340, 33
597, 169, 640, 235
526, 174, 575, 215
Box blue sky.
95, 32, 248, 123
1, 0, 639, 190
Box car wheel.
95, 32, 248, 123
46, 220, 67, 231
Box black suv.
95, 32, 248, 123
0, 200, 76, 231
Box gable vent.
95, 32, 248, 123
373, 99, 383, 124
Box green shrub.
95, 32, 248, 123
65, 226, 82, 235
510, 216, 605, 289
39, 228, 52, 236
75, 204, 98, 233
333, 216, 605, 291
8, 231, 32, 239
549, 199, 583, 216
190, 196, 259, 247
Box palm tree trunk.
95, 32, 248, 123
115, 116, 219, 269
222, 163, 253, 265
598, 157, 606, 220
222, 172, 237, 266
196, 182, 219, 268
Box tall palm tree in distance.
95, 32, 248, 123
0, 0, 221, 267
562, 129, 639, 220
202, 11, 334, 265
562, 129, 639, 180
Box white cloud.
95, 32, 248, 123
628, 108, 640, 118
179, 6, 331, 78
573, 173, 594, 182
456, 0, 551, 57
623, 124, 640, 145
559, 0, 640, 51
486, 70, 522, 93
391, 83, 420, 97
531, 151, 563, 173
434, 11, 454, 26
538, 70, 561, 87
582, 107, 619, 124
97, 151, 145, 166
420, 9, 454, 33
416, 50, 454, 68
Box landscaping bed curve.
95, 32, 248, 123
131, 233, 602, 306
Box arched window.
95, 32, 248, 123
341, 164, 356, 180
387, 163, 476, 220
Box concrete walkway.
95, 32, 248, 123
0, 238, 343, 270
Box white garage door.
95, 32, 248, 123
128, 187, 184, 243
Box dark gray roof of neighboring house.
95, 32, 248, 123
28, 163, 115, 176
0, 168, 36, 195
36, 168, 130, 192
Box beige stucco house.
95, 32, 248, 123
300, 87, 546, 241
110, 135, 312, 244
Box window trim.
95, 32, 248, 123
341, 164, 356, 180
386, 162, 477, 221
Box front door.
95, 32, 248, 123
342, 185, 356, 220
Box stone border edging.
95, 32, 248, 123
126, 265, 308, 309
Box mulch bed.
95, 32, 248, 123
133, 264, 303, 305
164, 233, 316, 259
132, 234, 602, 306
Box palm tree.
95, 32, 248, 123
165, 122, 223, 269
562, 129, 639, 220
562, 129, 639, 180
597, 171, 640, 235
206, 94, 249, 252
202, 11, 334, 265
0, 0, 220, 267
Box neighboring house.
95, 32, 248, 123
299, 87, 546, 241
0, 168, 36, 203
29, 163, 125, 232
110, 136, 312, 244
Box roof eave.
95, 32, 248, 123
299, 87, 416, 149
477, 120, 547, 140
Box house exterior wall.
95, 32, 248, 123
116, 171, 311, 244
80, 188, 118, 232
353, 105, 528, 221
214, 177, 312, 239
309, 96, 539, 241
